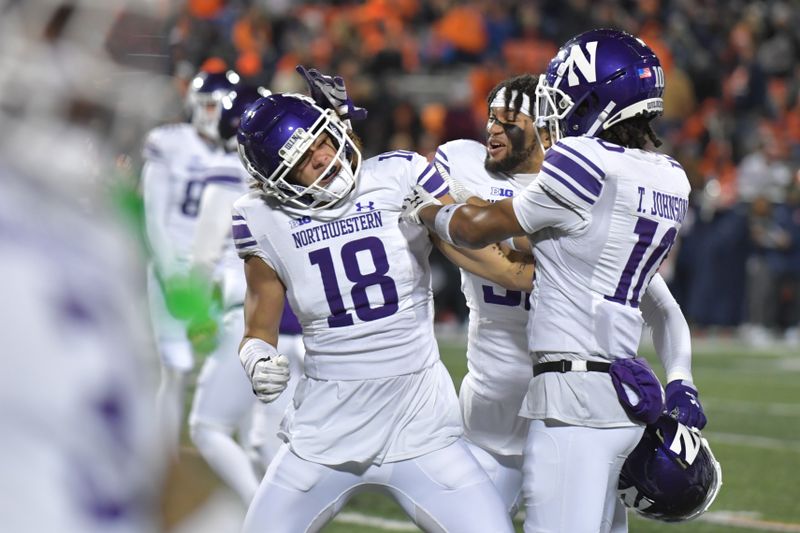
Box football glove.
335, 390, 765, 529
251, 355, 290, 403
434, 160, 475, 203
401, 184, 441, 225
665, 380, 707, 430
296, 65, 367, 126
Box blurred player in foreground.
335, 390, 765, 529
404, 29, 719, 532
230, 67, 536, 532
186, 83, 305, 505
0, 0, 171, 531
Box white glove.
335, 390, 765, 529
434, 160, 475, 203
401, 184, 441, 225
251, 355, 290, 403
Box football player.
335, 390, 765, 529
434, 73, 704, 519
186, 84, 306, 505
141, 68, 238, 453
404, 29, 709, 532
230, 71, 536, 532
0, 0, 168, 531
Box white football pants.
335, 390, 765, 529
242, 439, 514, 533
465, 440, 523, 516
521, 420, 643, 533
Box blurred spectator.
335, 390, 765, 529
737, 123, 793, 203
743, 196, 792, 346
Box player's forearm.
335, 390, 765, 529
641, 275, 693, 383
420, 203, 514, 249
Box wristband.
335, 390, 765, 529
666, 370, 693, 383
239, 337, 278, 378
433, 204, 464, 246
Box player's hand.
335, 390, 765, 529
434, 160, 475, 203
296, 65, 367, 126
665, 380, 707, 430
251, 355, 290, 403
401, 185, 441, 225
187, 313, 219, 356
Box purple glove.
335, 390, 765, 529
295, 65, 368, 124
666, 380, 707, 430
609, 357, 665, 425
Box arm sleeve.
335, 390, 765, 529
141, 158, 178, 279
191, 182, 243, 280
640, 273, 694, 383
511, 179, 587, 235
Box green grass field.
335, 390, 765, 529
174, 337, 800, 532
322, 339, 800, 533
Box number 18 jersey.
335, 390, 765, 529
513, 136, 690, 358
232, 151, 448, 381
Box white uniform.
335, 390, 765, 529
141, 123, 224, 370
234, 151, 514, 533
435, 139, 533, 511
187, 152, 305, 504
0, 170, 164, 533
511, 136, 691, 533
141, 122, 225, 454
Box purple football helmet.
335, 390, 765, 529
186, 70, 240, 140
237, 93, 362, 210
535, 28, 664, 143
618, 415, 722, 522
219, 85, 272, 151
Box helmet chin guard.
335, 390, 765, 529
237, 93, 361, 211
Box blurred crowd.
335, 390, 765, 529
154, 0, 800, 345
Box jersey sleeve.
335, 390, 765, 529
411, 153, 448, 198
231, 206, 260, 259
142, 127, 169, 164
538, 137, 605, 213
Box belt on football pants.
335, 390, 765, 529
533, 360, 612, 377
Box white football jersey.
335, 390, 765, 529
141, 123, 224, 273
513, 136, 690, 359
0, 170, 164, 532
435, 140, 534, 455
233, 151, 461, 464
233, 151, 449, 381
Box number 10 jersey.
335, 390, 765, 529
513, 136, 690, 359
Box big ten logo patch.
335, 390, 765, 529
289, 215, 312, 228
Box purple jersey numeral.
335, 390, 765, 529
482, 285, 531, 310
606, 217, 677, 307
180, 179, 206, 217
309, 236, 399, 328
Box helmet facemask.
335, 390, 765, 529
534, 72, 573, 146
240, 107, 361, 211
